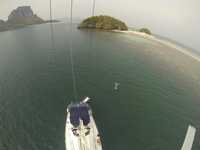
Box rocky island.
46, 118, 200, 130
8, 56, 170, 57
77, 15, 128, 31
0, 6, 59, 32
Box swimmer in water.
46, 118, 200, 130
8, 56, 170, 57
114, 82, 120, 90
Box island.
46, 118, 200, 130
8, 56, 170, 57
0, 20, 6, 32
139, 28, 151, 35
77, 15, 128, 31
0, 6, 59, 32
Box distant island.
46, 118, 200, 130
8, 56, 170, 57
139, 28, 151, 35
0, 6, 59, 32
77, 15, 128, 31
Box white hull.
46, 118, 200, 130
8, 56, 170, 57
65, 103, 102, 150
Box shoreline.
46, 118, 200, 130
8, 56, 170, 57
113, 30, 200, 63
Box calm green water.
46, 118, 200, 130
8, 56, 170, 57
1, 23, 200, 150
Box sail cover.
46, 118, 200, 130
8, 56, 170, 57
79, 103, 90, 126
69, 103, 90, 126
181, 125, 196, 150
69, 104, 80, 126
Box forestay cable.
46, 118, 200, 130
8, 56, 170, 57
89, 0, 96, 44
87, 0, 96, 94
49, 0, 57, 66
70, 0, 78, 102
92, 0, 96, 16
89, 0, 96, 48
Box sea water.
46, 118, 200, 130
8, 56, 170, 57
0, 23, 200, 150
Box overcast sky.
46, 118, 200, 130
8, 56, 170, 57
1, 0, 200, 51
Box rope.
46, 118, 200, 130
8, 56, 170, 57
87, 0, 96, 94
89, 0, 96, 47
92, 0, 96, 17
144, 124, 200, 150
195, 124, 200, 129
70, 0, 78, 102
70, 0, 96, 101
144, 133, 184, 150
49, 0, 57, 66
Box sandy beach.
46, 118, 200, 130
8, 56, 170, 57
113, 30, 200, 63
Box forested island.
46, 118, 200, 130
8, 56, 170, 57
0, 6, 59, 32
139, 28, 151, 35
77, 15, 128, 31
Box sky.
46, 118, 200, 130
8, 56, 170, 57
0, 0, 200, 51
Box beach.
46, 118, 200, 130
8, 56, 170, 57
114, 30, 200, 63
113, 29, 200, 86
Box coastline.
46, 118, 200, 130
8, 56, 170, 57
113, 30, 200, 63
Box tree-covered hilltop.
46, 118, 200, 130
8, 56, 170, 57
0, 6, 59, 32
77, 15, 128, 31
139, 28, 151, 35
